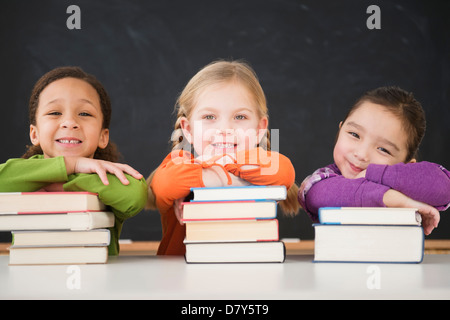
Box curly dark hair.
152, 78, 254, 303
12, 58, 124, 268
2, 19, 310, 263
22, 66, 120, 162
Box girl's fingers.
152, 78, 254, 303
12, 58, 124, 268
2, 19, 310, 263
112, 163, 143, 180
73, 158, 142, 185
104, 163, 130, 185
95, 165, 110, 185
417, 205, 440, 235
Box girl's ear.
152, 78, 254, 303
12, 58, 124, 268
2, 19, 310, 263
98, 128, 109, 149
339, 121, 343, 129
179, 117, 193, 144
29, 125, 40, 146
408, 158, 417, 163
257, 116, 269, 144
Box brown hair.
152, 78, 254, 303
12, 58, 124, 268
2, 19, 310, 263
342, 86, 426, 162
22, 66, 120, 162
147, 60, 299, 216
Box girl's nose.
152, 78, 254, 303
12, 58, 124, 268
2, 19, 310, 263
354, 147, 369, 162
60, 116, 79, 129
215, 120, 234, 135
215, 128, 234, 135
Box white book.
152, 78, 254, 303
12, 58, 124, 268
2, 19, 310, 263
185, 241, 286, 263
9, 246, 108, 265
11, 229, 111, 247
314, 224, 424, 263
0, 211, 114, 231
0, 192, 105, 214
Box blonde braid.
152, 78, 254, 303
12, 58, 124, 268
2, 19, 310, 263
171, 114, 185, 150
258, 128, 271, 151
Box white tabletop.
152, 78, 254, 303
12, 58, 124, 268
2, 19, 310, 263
1, 254, 450, 300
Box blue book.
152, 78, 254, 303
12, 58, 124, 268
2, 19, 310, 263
190, 185, 287, 202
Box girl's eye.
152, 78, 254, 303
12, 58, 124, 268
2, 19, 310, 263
348, 131, 360, 139
378, 147, 392, 155
79, 112, 92, 117
203, 115, 215, 120
47, 111, 61, 116
235, 114, 247, 120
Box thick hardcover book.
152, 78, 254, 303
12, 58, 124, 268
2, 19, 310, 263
185, 241, 286, 263
314, 224, 424, 263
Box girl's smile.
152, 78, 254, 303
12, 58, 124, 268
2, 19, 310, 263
55, 137, 83, 147
348, 161, 364, 174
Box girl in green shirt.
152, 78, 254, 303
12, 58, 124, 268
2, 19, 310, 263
0, 67, 147, 255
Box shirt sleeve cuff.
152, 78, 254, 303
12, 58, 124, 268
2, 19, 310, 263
360, 181, 391, 207
365, 164, 388, 185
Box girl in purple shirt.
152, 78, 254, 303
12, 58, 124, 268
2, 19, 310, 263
298, 86, 450, 235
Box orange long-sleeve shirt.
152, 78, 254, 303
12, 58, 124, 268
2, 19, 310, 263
150, 148, 296, 255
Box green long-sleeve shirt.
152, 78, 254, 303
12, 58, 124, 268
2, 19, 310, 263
0, 155, 148, 255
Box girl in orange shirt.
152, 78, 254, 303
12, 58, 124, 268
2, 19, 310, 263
146, 60, 299, 255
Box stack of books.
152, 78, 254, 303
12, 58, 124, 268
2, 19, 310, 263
182, 185, 287, 263
0, 192, 114, 265
313, 207, 424, 263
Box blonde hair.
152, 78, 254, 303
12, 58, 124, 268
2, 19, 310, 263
147, 60, 299, 215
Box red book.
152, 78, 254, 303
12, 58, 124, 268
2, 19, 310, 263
185, 219, 279, 243
182, 200, 277, 221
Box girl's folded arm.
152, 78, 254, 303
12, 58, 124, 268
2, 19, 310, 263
226, 149, 295, 189
305, 176, 390, 222
63, 173, 148, 220
366, 161, 450, 209
0, 156, 68, 192
151, 157, 204, 212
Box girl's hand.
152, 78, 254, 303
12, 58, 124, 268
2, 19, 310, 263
383, 189, 440, 235
355, 169, 367, 179
196, 153, 236, 166
416, 203, 441, 236
39, 182, 65, 192
202, 165, 252, 188
65, 157, 143, 186
173, 197, 185, 225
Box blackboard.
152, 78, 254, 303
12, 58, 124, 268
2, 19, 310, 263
1, 0, 449, 244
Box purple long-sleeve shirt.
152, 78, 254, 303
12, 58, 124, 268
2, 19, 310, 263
298, 161, 450, 223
